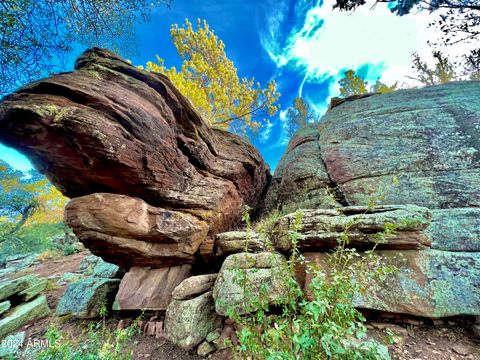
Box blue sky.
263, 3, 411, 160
0, 0, 469, 172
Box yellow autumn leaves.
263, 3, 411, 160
144, 19, 280, 135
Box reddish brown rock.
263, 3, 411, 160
65, 193, 208, 267
0, 48, 270, 267
113, 265, 191, 310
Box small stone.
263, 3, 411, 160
230, 330, 239, 346
472, 324, 480, 338
404, 319, 422, 326
451, 343, 470, 356
0, 331, 26, 358
147, 322, 156, 336
224, 318, 234, 325
213, 325, 233, 351
370, 322, 391, 330
0, 295, 50, 338
432, 319, 443, 326
206, 329, 222, 342
197, 341, 216, 357
172, 274, 218, 301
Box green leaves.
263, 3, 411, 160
225, 203, 399, 359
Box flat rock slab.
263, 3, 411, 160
18, 279, 47, 302
215, 231, 266, 256
272, 205, 431, 251
56, 277, 120, 318
0, 301, 11, 316
172, 274, 218, 301
302, 250, 480, 317
0, 275, 41, 302
66, 193, 208, 267
113, 265, 191, 310
0, 295, 50, 338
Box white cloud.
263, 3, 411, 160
261, 0, 475, 106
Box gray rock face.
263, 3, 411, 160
213, 252, 288, 316
56, 277, 119, 318
164, 291, 221, 351
0, 295, 50, 338
427, 208, 480, 251
319, 81, 480, 209
264, 82, 480, 317
266, 81, 480, 214
301, 250, 480, 317
263, 125, 341, 214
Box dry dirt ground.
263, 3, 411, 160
8, 252, 480, 360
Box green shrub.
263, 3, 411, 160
226, 208, 395, 360
36, 319, 140, 360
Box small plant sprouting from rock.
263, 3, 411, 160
225, 199, 399, 359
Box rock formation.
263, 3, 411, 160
0, 48, 270, 268
264, 81, 480, 317
1, 47, 479, 354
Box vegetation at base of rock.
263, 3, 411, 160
36, 319, 140, 360
223, 208, 395, 359
144, 19, 280, 135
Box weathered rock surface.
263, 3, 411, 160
273, 205, 431, 251
0, 301, 11, 316
66, 193, 209, 267
0, 331, 25, 357
264, 82, 480, 251
164, 291, 221, 351
319, 82, 480, 208
78, 254, 124, 279
113, 265, 191, 310
215, 231, 267, 256
0, 275, 42, 302
0, 295, 50, 338
261, 82, 480, 318
0, 48, 270, 267
213, 252, 288, 316
301, 250, 480, 317
56, 277, 120, 318
263, 125, 341, 213
172, 274, 217, 301
427, 208, 480, 251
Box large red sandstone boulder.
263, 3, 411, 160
0, 48, 270, 267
